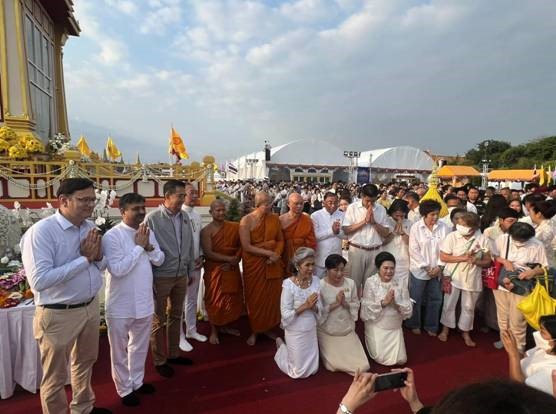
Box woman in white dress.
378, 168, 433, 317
360, 252, 413, 366
318, 254, 370, 375
383, 199, 411, 288
275, 247, 322, 378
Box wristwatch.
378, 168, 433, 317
339, 403, 353, 414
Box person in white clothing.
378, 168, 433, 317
342, 184, 390, 292
103, 193, 165, 407
180, 183, 208, 351
382, 199, 411, 288
438, 212, 492, 347
528, 200, 556, 267
403, 192, 420, 225
275, 247, 322, 379
311, 192, 345, 279
405, 200, 450, 336
361, 252, 413, 366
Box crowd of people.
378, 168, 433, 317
20, 176, 556, 413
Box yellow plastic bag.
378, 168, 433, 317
517, 268, 556, 330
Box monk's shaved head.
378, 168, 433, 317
255, 191, 270, 207
210, 199, 226, 211
288, 192, 303, 204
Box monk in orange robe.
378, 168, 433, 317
239, 192, 285, 346
201, 200, 243, 345
279, 192, 317, 275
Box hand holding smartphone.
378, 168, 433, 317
373, 371, 408, 392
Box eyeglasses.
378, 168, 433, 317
72, 197, 97, 205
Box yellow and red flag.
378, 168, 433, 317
105, 136, 122, 160
168, 127, 189, 160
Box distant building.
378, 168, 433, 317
0, 0, 80, 142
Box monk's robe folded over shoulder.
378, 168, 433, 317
242, 214, 284, 333
203, 221, 243, 326
282, 213, 317, 274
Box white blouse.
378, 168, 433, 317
280, 276, 322, 332
360, 274, 413, 328
522, 347, 556, 395
383, 217, 411, 269
318, 278, 359, 336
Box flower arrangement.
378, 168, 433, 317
8, 144, 27, 159
0, 125, 17, 143
47, 133, 71, 155
0, 260, 30, 308
21, 134, 45, 153
93, 189, 117, 234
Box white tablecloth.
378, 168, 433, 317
0, 303, 41, 399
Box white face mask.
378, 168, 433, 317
513, 240, 527, 248
533, 330, 554, 351
456, 224, 472, 236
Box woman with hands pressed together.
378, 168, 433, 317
318, 254, 370, 375
274, 247, 322, 378
361, 252, 413, 366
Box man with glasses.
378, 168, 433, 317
311, 192, 345, 279
21, 178, 111, 414
146, 180, 196, 378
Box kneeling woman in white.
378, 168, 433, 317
275, 247, 322, 378
318, 254, 370, 375
361, 252, 413, 366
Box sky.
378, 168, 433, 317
64, 0, 556, 163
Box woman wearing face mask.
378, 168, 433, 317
383, 199, 411, 288
501, 315, 556, 396
318, 254, 370, 375
493, 222, 549, 353
360, 252, 413, 366
438, 213, 492, 346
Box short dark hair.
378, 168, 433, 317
375, 251, 395, 268
539, 314, 556, 355
324, 254, 347, 269
163, 179, 186, 196
119, 192, 145, 210
449, 207, 467, 221
360, 183, 379, 198
530, 200, 556, 219
419, 200, 441, 217
498, 207, 519, 220
522, 193, 545, 206
404, 191, 419, 203
56, 178, 94, 197
431, 379, 556, 414
455, 187, 468, 195
509, 222, 535, 242
444, 193, 461, 204
388, 199, 409, 217
323, 191, 337, 201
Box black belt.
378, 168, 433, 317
41, 297, 94, 310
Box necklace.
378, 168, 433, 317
294, 276, 311, 289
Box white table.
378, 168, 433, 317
0, 302, 42, 399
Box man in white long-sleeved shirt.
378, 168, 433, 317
103, 193, 165, 407
180, 183, 208, 352
21, 178, 111, 414
311, 192, 345, 278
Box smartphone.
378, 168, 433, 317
373, 371, 408, 392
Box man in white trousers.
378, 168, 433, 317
103, 193, 165, 406
180, 183, 208, 351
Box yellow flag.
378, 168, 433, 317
168, 127, 189, 160
548, 165, 552, 185
539, 164, 546, 186
106, 136, 122, 160
76, 135, 92, 157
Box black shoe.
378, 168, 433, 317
167, 357, 193, 366
121, 391, 140, 407
155, 363, 174, 378
136, 383, 156, 394
90, 408, 113, 414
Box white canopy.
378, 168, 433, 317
357, 146, 433, 171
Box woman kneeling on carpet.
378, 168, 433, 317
275, 247, 322, 378
318, 254, 370, 375
501, 314, 556, 396
360, 252, 413, 366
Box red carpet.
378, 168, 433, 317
4, 318, 508, 414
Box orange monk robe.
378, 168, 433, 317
282, 213, 317, 275
242, 214, 284, 333
203, 221, 243, 326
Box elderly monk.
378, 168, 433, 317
201, 200, 243, 345
240, 192, 285, 346
279, 192, 317, 275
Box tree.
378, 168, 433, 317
464, 139, 512, 168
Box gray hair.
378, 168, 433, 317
291, 247, 315, 269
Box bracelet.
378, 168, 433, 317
339, 403, 353, 414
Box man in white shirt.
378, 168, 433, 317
403, 191, 421, 225
103, 193, 164, 407
311, 192, 345, 279
21, 178, 111, 414
456, 187, 478, 214
180, 183, 208, 351
342, 184, 390, 291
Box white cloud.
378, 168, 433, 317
104, 0, 138, 15
140, 0, 182, 35
98, 39, 127, 65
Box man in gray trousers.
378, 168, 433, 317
146, 179, 195, 378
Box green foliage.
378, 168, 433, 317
225, 197, 241, 222
464, 136, 556, 169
